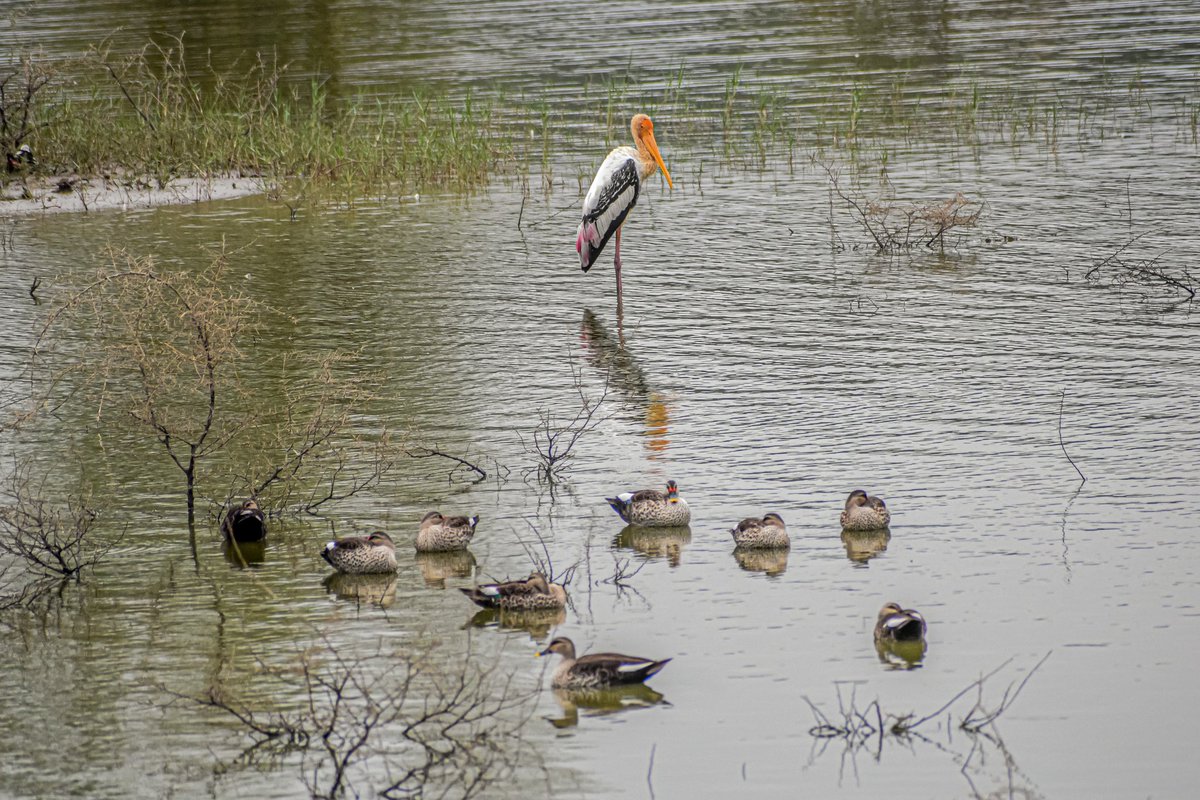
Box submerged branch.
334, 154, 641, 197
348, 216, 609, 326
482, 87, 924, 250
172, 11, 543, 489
1057, 390, 1086, 485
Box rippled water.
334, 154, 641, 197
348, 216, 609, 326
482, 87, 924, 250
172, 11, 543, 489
3, 2, 1200, 799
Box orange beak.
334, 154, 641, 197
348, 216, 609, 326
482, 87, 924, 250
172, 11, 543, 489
643, 130, 674, 190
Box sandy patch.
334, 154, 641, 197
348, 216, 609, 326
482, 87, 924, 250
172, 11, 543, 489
0, 172, 268, 216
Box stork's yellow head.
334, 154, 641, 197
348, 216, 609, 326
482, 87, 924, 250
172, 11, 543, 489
631, 114, 673, 189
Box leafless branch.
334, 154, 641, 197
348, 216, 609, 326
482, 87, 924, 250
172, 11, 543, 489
176, 635, 538, 799
405, 444, 488, 483
1057, 390, 1086, 485
515, 519, 578, 589
821, 161, 983, 253
960, 651, 1052, 733
519, 358, 609, 485
0, 460, 118, 608
1086, 232, 1194, 303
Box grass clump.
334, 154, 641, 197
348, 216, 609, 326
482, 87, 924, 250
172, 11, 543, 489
7, 36, 512, 197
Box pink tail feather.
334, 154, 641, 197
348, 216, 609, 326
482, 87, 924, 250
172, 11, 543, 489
576, 222, 599, 270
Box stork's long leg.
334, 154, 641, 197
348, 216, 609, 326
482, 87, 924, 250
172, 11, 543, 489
615, 226, 623, 305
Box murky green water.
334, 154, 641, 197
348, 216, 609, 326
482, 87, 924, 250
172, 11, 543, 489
3, 2, 1200, 798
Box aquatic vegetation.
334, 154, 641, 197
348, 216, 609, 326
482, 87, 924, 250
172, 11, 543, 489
11, 36, 513, 198
807, 653, 1050, 741
9, 32, 1195, 209
806, 652, 1051, 794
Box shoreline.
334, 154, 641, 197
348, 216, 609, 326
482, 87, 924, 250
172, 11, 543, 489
0, 173, 268, 216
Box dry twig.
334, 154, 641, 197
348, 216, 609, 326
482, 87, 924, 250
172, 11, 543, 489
173, 636, 539, 799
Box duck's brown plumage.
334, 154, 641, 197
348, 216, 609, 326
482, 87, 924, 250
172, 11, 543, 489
416, 510, 480, 551
321, 531, 398, 574
459, 573, 568, 611
539, 636, 671, 689
731, 512, 790, 549
606, 480, 691, 527
840, 489, 891, 531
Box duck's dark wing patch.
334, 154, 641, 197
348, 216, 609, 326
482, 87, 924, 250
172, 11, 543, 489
575, 653, 670, 685
332, 537, 370, 551
495, 579, 544, 597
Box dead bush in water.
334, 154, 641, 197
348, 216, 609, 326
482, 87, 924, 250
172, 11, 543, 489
226, 350, 399, 517
806, 653, 1049, 744
518, 359, 609, 487
175, 637, 538, 799
822, 163, 984, 252
0, 461, 117, 609
23, 245, 396, 533
805, 653, 1050, 795
1085, 232, 1196, 304
24, 244, 253, 530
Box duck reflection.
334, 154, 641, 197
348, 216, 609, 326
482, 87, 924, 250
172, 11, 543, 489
416, 549, 477, 588
222, 539, 266, 568
733, 547, 789, 577
841, 529, 891, 565
322, 572, 397, 607
614, 524, 691, 567
580, 309, 671, 459
465, 606, 567, 639
875, 638, 927, 670
546, 683, 668, 729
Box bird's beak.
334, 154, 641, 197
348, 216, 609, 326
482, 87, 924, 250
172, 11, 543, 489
644, 131, 674, 190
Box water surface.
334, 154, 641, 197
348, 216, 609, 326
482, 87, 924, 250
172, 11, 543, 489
2, 2, 1199, 798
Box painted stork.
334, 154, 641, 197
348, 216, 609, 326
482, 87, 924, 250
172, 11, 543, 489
576, 114, 674, 303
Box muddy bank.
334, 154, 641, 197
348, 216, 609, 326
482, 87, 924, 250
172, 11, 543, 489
0, 173, 267, 216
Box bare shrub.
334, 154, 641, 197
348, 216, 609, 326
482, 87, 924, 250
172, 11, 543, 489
805, 652, 1050, 746
0, 461, 116, 608
518, 359, 608, 485
823, 162, 983, 252
178, 637, 539, 799
23, 245, 396, 533
514, 520, 579, 592
403, 443, 499, 486
1085, 231, 1195, 303
804, 654, 1051, 798
226, 350, 400, 517
0, 52, 52, 155
28, 243, 255, 528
